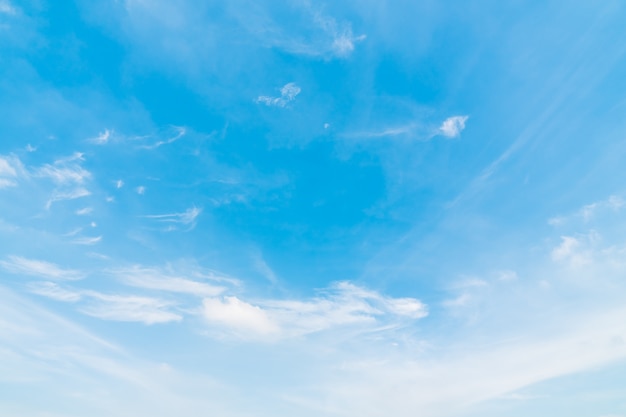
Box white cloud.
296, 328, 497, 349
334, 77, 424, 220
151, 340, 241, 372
136, 186, 146, 195
0, 256, 84, 280
0, 156, 18, 177
113, 265, 225, 297
0, 155, 25, 187
46, 187, 91, 209
81, 292, 182, 325
0, 178, 17, 188
313, 13, 366, 58
72, 235, 102, 245
551, 233, 600, 267
143, 206, 202, 230
116, 179, 124, 188
139, 126, 186, 150
35, 153, 91, 185
256, 82, 301, 108
27, 281, 82, 302
202, 281, 427, 339
76, 207, 93, 215
90, 129, 111, 145
551, 195, 625, 226
438, 115, 469, 138
203, 296, 279, 337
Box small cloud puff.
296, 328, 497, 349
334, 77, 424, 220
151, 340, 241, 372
439, 115, 469, 138
256, 82, 301, 108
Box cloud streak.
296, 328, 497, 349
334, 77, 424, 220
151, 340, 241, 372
202, 281, 427, 339
80, 292, 182, 325
0, 255, 84, 281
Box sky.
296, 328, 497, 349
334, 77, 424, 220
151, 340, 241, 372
1, 0, 626, 416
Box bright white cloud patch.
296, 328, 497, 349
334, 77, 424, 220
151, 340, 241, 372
256, 82, 301, 108
203, 296, 279, 337
438, 115, 469, 138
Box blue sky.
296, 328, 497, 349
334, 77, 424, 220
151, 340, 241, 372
1, 0, 626, 416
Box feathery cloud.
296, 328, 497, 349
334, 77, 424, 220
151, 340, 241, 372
27, 281, 82, 302
143, 206, 202, 230
256, 83, 301, 108
313, 12, 366, 58
81, 292, 182, 325
35, 153, 91, 185
90, 129, 111, 145
0, 256, 84, 280
113, 265, 225, 297
202, 281, 427, 339
0, 155, 26, 187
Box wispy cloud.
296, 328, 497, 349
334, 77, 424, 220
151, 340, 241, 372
112, 265, 225, 297
80, 292, 182, 325
71, 235, 103, 245
0, 255, 84, 280
46, 187, 91, 209
138, 126, 186, 150
35, 153, 91, 185
89, 129, 112, 145
438, 115, 469, 138
143, 206, 202, 230
256, 82, 301, 108
75, 207, 93, 215
549, 194, 625, 226
262, 10, 366, 59
202, 281, 427, 339
313, 12, 366, 58
0, 154, 26, 187
27, 281, 82, 302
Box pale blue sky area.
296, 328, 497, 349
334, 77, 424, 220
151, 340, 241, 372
1, 1, 626, 416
